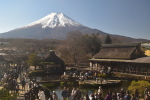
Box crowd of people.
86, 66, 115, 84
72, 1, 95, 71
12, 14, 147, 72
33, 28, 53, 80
1, 63, 150, 100
68, 69, 110, 84
0, 64, 28, 94
59, 86, 150, 100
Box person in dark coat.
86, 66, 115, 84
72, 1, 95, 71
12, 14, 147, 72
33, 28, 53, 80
76, 88, 82, 100
21, 79, 26, 90
61, 87, 68, 100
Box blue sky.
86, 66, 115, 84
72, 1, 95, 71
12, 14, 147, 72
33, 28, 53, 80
0, 0, 150, 39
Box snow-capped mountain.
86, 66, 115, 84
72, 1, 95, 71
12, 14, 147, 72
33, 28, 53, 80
0, 12, 149, 43
22, 13, 83, 28
0, 12, 106, 39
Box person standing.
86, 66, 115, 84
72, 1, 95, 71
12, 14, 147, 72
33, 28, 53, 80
72, 87, 77, 100
134, 89, 140, 100
124, 90, 131, 100
98, 86, 103, 98
16, 84, 20, 96
131, 94, 137, 100
38, 89, 46, 100
104, 93, 112, 100
112, 92, 117, 100
67, 87, 71, 100
145, 95, 150, 100
76, 88, 82, 100
61, 87, 68, 100
21, 79, 26, 91
144, 87, 148, 97
85, 93, 90, 100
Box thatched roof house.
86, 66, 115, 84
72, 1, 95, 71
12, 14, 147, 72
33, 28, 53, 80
126, 56, 150, 64
41, 50, 65, 73
89, 43, 150, 76
42, 50, 64, 64
93, 43, 146, 60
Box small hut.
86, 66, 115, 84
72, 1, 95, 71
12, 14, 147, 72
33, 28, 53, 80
41, 50, 65, 74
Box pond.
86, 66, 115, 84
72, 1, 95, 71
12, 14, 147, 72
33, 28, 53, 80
45, 81, 131, 99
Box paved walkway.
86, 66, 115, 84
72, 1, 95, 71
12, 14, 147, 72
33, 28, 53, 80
16, 83, 25, 100
0, 79, 25, 100
0, 85, 3, 90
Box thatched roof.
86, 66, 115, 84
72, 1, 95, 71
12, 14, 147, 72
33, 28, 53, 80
42, 50, 64, 64
89, 58, 127, 62
94, 43, 145, 60
125, 57, 150, 64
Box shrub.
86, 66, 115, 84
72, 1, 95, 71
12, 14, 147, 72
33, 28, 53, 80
128, 80, 150, 97
42, 83, 55, 87
97, 74, 107, 78
0, 88, 17, 100
28, 70, 46, 77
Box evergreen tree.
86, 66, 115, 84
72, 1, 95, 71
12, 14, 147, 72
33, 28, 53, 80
105, 35, 112, 44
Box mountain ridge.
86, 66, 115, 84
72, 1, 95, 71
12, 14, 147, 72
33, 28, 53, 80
0, 12, 149, 43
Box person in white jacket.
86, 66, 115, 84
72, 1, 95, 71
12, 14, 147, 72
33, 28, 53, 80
97, 86, 103, 97
38, 89, 46, 100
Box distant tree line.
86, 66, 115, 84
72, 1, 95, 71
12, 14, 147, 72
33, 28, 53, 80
0, 31, 112, 66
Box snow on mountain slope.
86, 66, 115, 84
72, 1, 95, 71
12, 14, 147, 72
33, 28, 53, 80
23, 13, 83, 28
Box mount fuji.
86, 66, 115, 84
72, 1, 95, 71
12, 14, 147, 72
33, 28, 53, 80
23, 13, 83, 28
0, 13, 148, 42
0, 13, 107, 39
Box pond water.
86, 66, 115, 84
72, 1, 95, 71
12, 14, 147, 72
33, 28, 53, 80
46, 81, 131, 99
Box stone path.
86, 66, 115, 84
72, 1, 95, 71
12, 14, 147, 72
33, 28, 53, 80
15, 84, 25, 100
0, 85, 3, 90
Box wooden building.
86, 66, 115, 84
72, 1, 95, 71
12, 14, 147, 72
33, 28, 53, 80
41, 50, 65, 74
88, 43, 150, 75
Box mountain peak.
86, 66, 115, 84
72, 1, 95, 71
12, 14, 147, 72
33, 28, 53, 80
23, 12, 83, 28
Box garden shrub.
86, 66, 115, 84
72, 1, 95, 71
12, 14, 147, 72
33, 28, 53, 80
0, 88, 17, 100
128, 80, 150, 98
97, 74, 107, 79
